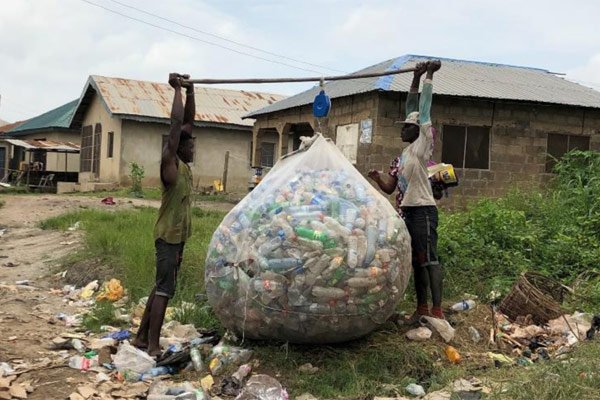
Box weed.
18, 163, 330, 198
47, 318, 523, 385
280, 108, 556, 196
82, 300, 125, 332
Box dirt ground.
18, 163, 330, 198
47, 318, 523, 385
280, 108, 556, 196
0, 194, 233, 399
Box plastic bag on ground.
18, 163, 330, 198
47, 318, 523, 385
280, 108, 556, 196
96, 279, 124, 302
205, 134, 411, 343
112, 341, 156, 375
235, 374, 288, 400
422, 316, 455, 343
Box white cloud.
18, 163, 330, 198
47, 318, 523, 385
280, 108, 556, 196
566, 54, 600, 91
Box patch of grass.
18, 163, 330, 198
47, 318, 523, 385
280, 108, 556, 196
171, 300, 222, 332
0, 186, 29, 195
68, 187, 163, 200
41, 206, 226, 304
82, 300, 126, 332
252, 330, 441, 398
0, 199, 4, 209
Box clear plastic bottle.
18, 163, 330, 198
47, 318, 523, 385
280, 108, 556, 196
312, 286, 346, 300
365, 225, 377, 265
232, 364, 252, 385
258, 237, 282, 256
468, 326, 481, 343
190, 347, 204, 372
347, 236, 358, 268
451, 299, 476, 311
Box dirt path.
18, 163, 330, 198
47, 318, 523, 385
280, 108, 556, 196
0, 194, 233, 399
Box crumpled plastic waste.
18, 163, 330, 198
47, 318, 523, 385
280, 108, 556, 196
80, 280, 99, 299
421, 316, 455, 342
405, 327, 432, 341
405, 383, 426, 396
235, 374, 288, 400
208, 341, 253, 376
96, 279, 124, 302
205, 134, 412, 343
112, 341, 156, 376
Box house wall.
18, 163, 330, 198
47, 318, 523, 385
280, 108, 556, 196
252, 92, 600, 208
9, 131, 80, 172
79, 94, 123, 184
120, 120, 253, 193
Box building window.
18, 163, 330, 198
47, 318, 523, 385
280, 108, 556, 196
107, 132, 114, 158
441, 125, 490, 169
80, 125, 93, 172
546, 133, 590, 172
260, 142, 275, 167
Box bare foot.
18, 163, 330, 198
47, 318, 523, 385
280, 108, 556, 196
132, 337, 148, 349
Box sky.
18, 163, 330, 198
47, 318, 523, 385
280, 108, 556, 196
1, 0, 600, 123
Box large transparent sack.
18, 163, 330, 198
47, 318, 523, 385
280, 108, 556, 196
205, 134, 411, 343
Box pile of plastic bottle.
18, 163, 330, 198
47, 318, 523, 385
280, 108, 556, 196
205, 135, 411, 343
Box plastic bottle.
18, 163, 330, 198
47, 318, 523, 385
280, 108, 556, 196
312, 286, 347, 300
365, 225, 377, 265
71, 339, 85, 353
323, 216, 352, 238
287, 205, 322, 213
294, 226, 333, 246
445, 346, 461, 364
190, 347, 204, 372
267, 258, 303, 271
68, 355, 98, 371
347, 236, 358, 268
346, 277, 377, 288
140, 366, 175, 380
451, 300, 476, 311
355, 231, 367, 267
354, 217, 366, 229
258, 237, 282, 256
322, 256, 343, 278
468, 326, 481, 343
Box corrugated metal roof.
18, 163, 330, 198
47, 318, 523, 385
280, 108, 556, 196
85, 75, 286, 128
8, 100, 78, 136
0, 120, 26, 134
246, 55, 600, 117
4, 139, 80, 153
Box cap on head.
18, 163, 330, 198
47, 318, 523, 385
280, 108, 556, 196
395, 111, 420, 127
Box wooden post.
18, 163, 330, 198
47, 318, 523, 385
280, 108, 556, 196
222, 151, 229, 193
26, 151, 31, 188
65, 152, 68, 175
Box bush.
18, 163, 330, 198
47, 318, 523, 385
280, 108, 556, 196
439, 150, 600, 298
129, 162, 145, 198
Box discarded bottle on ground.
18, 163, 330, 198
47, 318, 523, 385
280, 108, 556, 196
451, 299, 476, 311
205, 134, 412, 344
445, 345, 461, 364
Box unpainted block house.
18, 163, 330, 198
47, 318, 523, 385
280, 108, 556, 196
247, 55, 600, 207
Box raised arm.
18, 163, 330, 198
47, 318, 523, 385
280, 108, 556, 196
161, 72, 189, 187
419, 60, 441, 124
182, 80, 195, 134
406, 62, 427, 115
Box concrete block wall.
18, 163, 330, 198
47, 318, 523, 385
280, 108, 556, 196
251, 92, 600, 209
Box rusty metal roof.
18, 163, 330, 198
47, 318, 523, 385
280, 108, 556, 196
3, 138, 80, 153
82, 75, 285, 128
247, 54, 600, 117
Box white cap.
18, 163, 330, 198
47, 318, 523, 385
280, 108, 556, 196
395, 111, 420, 126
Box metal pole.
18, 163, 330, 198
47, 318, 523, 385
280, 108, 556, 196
26, 151, 31, 188
183, 67, 417, 85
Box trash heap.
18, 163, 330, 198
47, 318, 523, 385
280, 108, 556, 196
205, 135, 412, 343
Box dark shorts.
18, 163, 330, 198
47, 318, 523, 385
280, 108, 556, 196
155, 239, 185, 298
402, 206, 440, 268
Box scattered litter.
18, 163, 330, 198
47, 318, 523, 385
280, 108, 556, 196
96, 372, 110, 383
423, 390, 451, 400
96, 279, 124, 302
1, 262, 19, 268
298, 363, 319, 374
586, 314, 600, 339
68, 221, 81, 231
232, 364, 252, 385
79, 280, 99, 299
9, 384, 28, 399
76, 385, 96, 399
68, 355, 98, 371
468, 326, 481, 343
208, 341, 253, 376
0, 362, 15, 377
190, 347, 204, 372
103, 330, 131, 341
15, 280, 31, 286
421, 316, 455, 342
444, 346, 461, 364
295, 394, 318, 400
60, 241, 77, 246
406, 327, 432, 341
101, 197, 116, 205
405, 383, 426, 397
112, 341, 156, 376
200, 375, 214, 392
452, 378, 483, 393
487, 352, 514, 366
0, 229, 6, 237
89, 338, 117, 350
236, 374, 288, 400
450, 300, 476, 311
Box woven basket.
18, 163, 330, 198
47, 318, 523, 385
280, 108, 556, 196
499, 272, 566, 325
